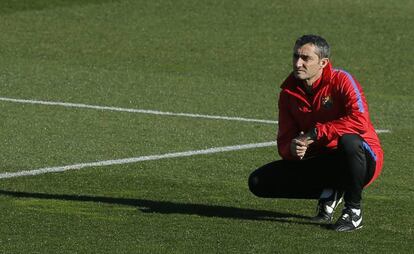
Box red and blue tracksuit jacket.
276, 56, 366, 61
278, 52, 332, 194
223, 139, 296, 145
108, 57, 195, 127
277, 62, 383, 186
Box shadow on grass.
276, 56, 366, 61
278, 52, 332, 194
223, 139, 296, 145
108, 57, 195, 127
0, 189, 326, 227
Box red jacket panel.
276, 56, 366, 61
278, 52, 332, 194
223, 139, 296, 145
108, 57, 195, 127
277, 63, 383, 185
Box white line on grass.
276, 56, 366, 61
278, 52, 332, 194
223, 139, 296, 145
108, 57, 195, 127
0, 97, 278, 124
0, 97, 392, 133
375, 129, 391, 134
0, 97, 391, 179
0, 141, 277, 179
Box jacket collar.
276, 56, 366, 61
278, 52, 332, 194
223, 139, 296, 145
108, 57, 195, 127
281, 62, 333, 91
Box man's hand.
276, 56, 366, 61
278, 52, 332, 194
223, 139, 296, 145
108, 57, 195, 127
290, 131, 315, 159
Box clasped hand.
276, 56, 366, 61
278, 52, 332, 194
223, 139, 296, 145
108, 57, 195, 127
290, 131, 314, 160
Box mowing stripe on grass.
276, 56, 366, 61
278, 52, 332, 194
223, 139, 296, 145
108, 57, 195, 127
0, 141, 277, 179
0, 97, 277, 124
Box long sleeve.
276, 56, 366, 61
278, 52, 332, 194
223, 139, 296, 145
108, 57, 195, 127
277, 91, 300, 160
315, 70, 369, 144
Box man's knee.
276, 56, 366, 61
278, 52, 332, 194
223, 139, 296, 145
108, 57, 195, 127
338, 134, 364, 155
248, 171, 262, 197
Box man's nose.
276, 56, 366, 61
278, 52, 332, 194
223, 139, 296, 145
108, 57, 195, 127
295, 58, 304, 68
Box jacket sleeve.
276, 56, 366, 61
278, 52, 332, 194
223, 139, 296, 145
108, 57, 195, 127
315, 71, 369, 144
277, 91, 300, 160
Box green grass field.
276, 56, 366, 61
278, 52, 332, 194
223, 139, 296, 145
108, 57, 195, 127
0, 0, 413, 253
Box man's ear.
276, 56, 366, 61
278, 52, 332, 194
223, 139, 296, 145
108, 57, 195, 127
320, 58, 329, 68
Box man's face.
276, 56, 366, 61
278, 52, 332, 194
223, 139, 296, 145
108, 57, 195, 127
292, 43, 326, 83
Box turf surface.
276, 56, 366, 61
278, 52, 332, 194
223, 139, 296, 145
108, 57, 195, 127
0, 0, 413, 253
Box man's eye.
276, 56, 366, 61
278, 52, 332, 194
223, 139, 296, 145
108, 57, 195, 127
293, 54, 310, 61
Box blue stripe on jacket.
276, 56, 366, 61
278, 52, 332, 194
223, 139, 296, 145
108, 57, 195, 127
335, 69, 365, 113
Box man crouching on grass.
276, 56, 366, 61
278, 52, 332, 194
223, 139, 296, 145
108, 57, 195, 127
248, 34, 383, 232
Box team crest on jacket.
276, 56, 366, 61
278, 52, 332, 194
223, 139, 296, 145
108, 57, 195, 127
322, 95, 333, 109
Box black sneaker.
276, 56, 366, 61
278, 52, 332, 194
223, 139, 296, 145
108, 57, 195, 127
312, 190, 343, 223
333, 207, 363, 232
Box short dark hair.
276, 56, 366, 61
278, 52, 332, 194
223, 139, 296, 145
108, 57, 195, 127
294, 35, 330, 59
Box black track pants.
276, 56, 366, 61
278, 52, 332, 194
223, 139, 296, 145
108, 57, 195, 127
248, 134, 376, 208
